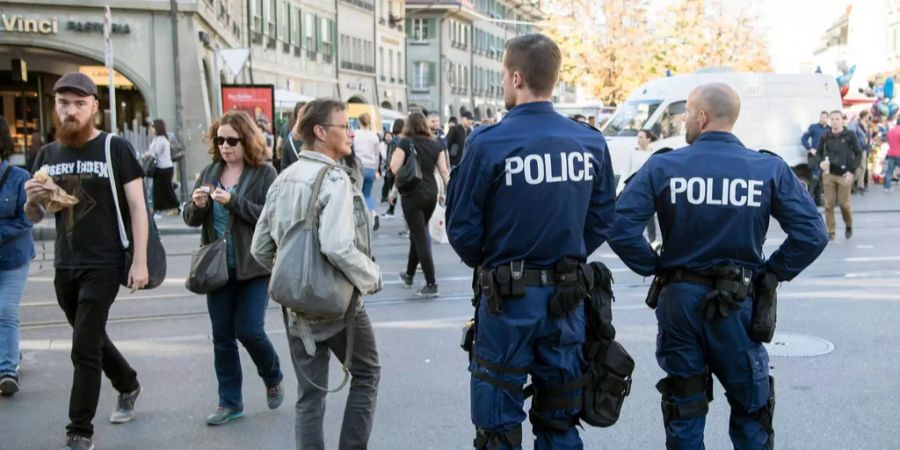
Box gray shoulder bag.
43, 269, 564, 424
268, 165, 356, 318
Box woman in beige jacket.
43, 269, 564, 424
251, 99, 381, 450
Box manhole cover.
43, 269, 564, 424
764, 332, 834, 358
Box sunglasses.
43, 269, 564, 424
215, 136, 241, 147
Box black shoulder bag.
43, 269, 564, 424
105, 133, 167, 289
394, 139, 422, 193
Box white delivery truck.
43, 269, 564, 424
601, 69, 842, 184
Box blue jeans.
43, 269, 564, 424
0, 263, 28, 376
884, 157, 900, 190
207, 273, 283, 409
656, 283, 772, 450
362, 167, 377, 210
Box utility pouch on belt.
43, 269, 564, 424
480, 269, 503, 314
460, 318, 475, 352
751, 272, 779, 343
496, 261, 526, 298
645, 273, 667, 310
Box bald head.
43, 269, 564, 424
691, 83, 741, 125
684, 83, 741, 144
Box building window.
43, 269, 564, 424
409, 18, 432, 41
397, 50, 402, 82
320, 17, 333, 55
304, 13, 315, 50
277, 1, 287, 40
413, 61, 434, 89
291, 7, 300, 45
267, 0, 276, 36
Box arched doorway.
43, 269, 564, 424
381, 101, 392, 109
474, 107, 482, 121
0, 44, 150, 163
397, 102, 403, 112
348, 95, 368, 104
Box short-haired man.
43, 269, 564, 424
816, 109, 862, 240
24, 73, 148, 450
610, 83, 827, 449
446, 111, 474, 167
427, 111, 448, 150
802, 111, 830, 205
447, 34, 616, 449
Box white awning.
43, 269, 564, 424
275, 89, 316, 109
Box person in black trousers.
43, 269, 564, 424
389, 112, 450, 297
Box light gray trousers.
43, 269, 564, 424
285, 309, 381, 450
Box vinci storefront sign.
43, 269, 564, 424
221, 84, 275, 134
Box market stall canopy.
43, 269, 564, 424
275, 89, 316, 110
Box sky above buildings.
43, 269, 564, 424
646, 0, 852, 73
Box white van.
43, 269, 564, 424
554, 101, 616, 128
601, 70, 842, 182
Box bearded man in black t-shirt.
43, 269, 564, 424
23, 73, 149, 450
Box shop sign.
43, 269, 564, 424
1, 14, 58, 34
222, 85, 276, 134
0, 14, 131, 35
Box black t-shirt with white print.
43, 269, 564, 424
33, 132, 144, 269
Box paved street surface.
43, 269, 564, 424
2, 188, 900, 449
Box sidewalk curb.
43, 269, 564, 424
32, 226, 199, 242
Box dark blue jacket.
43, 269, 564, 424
0, 161, 34, 270
801, 123, 829, 150
609, 132, 827, 281
446, 101, 616, 269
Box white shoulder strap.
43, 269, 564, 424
105, 133, 130, 249
288, 133, 300, 159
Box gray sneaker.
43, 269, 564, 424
398, 272, 413, 289
60, 434, 94, 450
0, 376, 19, 396
109, 385, 141, 424
267, 383, 284, 409
416, 284, 439, 298
206, 406, 244, 426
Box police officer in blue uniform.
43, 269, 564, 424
446, 34, 616, 450
609, 83, 829, 450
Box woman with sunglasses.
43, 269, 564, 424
183, 110, 284, 426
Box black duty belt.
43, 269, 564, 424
522, 269, 563, 286
666, 269, 718, 288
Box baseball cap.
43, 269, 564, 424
53, 72, 99, 98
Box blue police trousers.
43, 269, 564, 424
656, 283, 772, 450
470, 286, 585, 450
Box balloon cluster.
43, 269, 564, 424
868, 76, 898, 119
836, 62, 855, 98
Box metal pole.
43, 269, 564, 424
213, 46, 223, 116
170, 0, 187, 200
105, 6, 117, 134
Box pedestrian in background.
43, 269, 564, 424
27, 130, 43, 173
280, 101, 306, 172
446, 111, 473, 168
353, 113, 381, 230
884, 116, 900, 191
816, 109, 862, 241
183, 110, 284, 426
145, 119, 179, 215
25, 73, 148, 450
802, 110, 830, 205
617, 129, 661, 249
251, 99, 382, 450
0, 115, 34, 397
391, 112, 450, 298
849, 110, 873, 194
382, 118, 404, 218
427, 111, 448, 150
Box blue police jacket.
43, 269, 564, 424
446, 101, 616, 269
609, 131, 828, 281
0, 160, 35, 270
801, 123, 829, 150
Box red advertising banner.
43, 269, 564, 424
221, 84, 275, 134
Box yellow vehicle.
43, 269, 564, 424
347, 103, 382, 131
